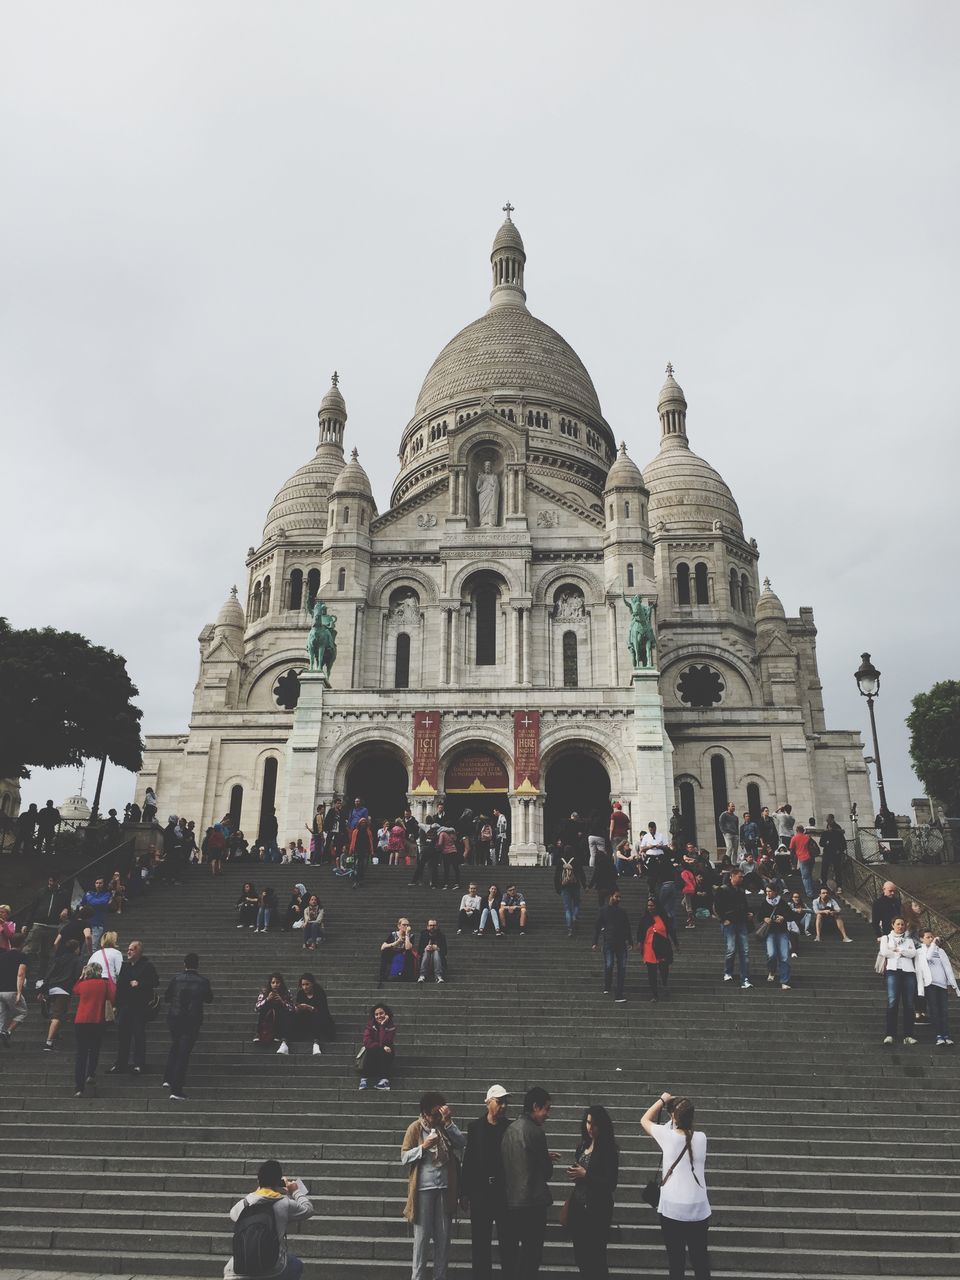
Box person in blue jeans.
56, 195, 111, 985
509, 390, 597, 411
879, 919, 917, 1045
80, 878, 115, 953
554, 855, 586, 937
592, 889, 633, 1002
714, 869, 753, 989
917, 930, 959, 1046
758, 886, 792, 989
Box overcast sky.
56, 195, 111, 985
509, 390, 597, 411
4, 2, 956, 821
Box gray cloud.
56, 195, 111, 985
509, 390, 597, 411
5, 2, 956, 819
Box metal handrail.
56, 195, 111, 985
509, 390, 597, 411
843, 854, 959, 960
11, 834, 138, 926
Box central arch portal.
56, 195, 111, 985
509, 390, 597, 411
544, 751, 612, 846
344, 751, 409, 830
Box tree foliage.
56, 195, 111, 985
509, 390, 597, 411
0, 617, 143, 780
907, 679, 960, 816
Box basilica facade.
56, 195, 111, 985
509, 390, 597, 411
137, 211, 873, 859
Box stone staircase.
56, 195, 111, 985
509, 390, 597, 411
1, 862, 958, 1278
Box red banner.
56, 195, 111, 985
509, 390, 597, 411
445, 750, 509, 794
412, 711, 441, 794
513, 710, 541, 793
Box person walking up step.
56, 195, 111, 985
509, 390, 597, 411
714, 871, 753, 989
163, 951, 213, 1100
592, 889, 633, 1002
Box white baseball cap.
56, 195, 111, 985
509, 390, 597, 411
485, 1084, 510, 1102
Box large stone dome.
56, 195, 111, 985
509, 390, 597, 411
262, 444, 345, 542
644, 445, 744, 534
412, 306, 603, 423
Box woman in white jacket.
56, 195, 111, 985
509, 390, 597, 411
880, 918, 917, 1045
916, 929, 959, 1047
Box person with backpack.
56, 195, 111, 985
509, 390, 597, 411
554, 851, 586, 937
224, 1158, 313, 1279
163, 952, 213, 1101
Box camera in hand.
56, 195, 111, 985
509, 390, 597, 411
663, 1097, 676, 1114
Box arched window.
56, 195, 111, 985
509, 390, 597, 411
746, 782, 762, 822
695, 562, 709, 605
729, 568, 740, 611
626, 563, 634, 588
261, 576, 271, 614
228, 783, 243, 829
678, 779, 697, 846
251, 580, 262, 620
711, 754, 729, 845
624, 501, 630, 518
306, 568, 321, 608
342, 506, 350, 525
394, 633, 411, 689
677, 563, 691, 606
740, 573, 750, 614
562, 631, 578, 688
475, 584, 497, 665
257, 758, 279, 845
608, 503, 614, 520
288, 568, 303, 611
360, 508, 366, 526
337, 567, 346, 591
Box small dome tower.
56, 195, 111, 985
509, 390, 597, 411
657, 362, 688, 448
489, 202, 527, 310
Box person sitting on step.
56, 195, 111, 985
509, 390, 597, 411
254, 972, 294, 1046
236, 882, 258, 929
380, 917, 418, 981
302, 896, 325, 951
812, 887, 853, 942
499, 885, 528, 935
276, 973, 335, 1057
477, 885, 503, 937
784, 889, 814, 949
614, 839, 640, 877
255, 886, 277, 933
359, 1002, 396, 1090
457, 883, 482, 934
283, 884, 307, 931
417, 918, 448, 983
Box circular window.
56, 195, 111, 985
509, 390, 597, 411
677, 664, 725, 708
273, 669, 302, 710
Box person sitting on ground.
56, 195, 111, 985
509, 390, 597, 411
773, 841, 794, 880
417, 918, 448, 983
236, 882, 258, 929
360, 1002, 396, 1090
692, 872, 715, 920
917, 929, 959, 1047
614, 839, 640, 877
380, 917, 418, 981
639, 821, 668, 871
41, 938, 84, 1050
457, 883, 482, 935
784, 889, 814, 947
276, 973, 335, 1058
107, 870, 127, 915
223, 1157, 313, 1280
255, 886, 278, 933
477, 885, 503, 937
302, 896, 325, 951
254, 973, 294, 1046
812, 887, 852, 942
499, 885, 528, 935
736, 849, 763, 892
283, 884, 308, 931
376, 820, 391, 862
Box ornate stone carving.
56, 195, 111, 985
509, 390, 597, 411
537, 510, 559, 527
416, 512, 438, 529
388, 594, 421, 626
554, 590, 585, 620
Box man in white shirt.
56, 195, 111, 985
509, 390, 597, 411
458, 883, 482, 935
639, 822, 668, 874
812, 888, 852, 942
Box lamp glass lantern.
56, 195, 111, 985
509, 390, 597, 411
854, 652, 880, 698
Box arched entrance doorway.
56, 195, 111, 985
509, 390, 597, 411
544, 751, 612, 846
344, 750, 409, 830
442, 748, 510, 844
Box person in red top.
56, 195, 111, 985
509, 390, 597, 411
789, 826, 816, 899
72, 961, 110, 1097
637, 898, 672, 1002
608, 802, 631, 847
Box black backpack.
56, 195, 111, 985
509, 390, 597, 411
232, 1196, 280, 1275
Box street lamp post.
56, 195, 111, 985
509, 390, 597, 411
854, 652, 889, 817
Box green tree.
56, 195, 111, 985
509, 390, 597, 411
907, 680, 960, 816
0, 617, 143, 781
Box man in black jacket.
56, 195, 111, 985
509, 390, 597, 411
592, 889, 634, 1002
872, 881, 902, 937
111, 939, 160, 1074
22, 876, 71, 980
758, 885, 792, 989
715, 869, 753, 988
819, 815, 847, 890
461, 1085, 514, 1280
163, 952, 213, 1101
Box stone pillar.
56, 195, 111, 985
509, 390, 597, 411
512, 609, 522, 684
607, 601, 620, 686
440, 610, 450, 686
509, 792, 542, 865
630, 667, 674, 826
521, 609, 531, 685
451, 608, 461, 686
280, 672, 327, 842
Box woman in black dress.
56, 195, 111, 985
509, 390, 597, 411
565, 1104, 619, 1278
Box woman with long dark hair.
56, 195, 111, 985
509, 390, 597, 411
564, 1104, 619, 1278
360, 1002, 396, 1090
641, 1092, 711, 1279
254, 972, 293, 1046
277, 972, 335, 1057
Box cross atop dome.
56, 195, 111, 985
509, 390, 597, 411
331, 370, 339, 387
502, 201, 515, 220
665, 361, 674, 375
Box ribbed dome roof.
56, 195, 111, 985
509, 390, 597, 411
319, 379, 346, 417
413, 307, 603, 421
215, 586, 245, 630
262, 443, 345, 542
492, 217, 525, 254
755, 577, 787, 625
643, 445, 744, 535
604, 442, 645, 492
657, 364, 687, 410
331, 448, 373, 500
